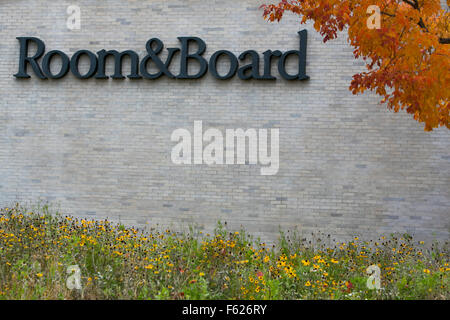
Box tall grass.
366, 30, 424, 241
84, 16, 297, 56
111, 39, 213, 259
0, 204, 448, 299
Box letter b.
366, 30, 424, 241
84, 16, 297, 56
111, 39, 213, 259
177, 37, 208, 79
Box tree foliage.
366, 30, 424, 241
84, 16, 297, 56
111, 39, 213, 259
261, 0, 450, 131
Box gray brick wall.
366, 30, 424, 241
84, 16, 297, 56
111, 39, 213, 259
0, 0, 449, 243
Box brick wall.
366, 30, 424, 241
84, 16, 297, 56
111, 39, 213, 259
0, 0, 449, 243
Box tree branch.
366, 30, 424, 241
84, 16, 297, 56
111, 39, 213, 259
381, 11, 395, 17
402, 0, 418, 10
401, 0, 449, 44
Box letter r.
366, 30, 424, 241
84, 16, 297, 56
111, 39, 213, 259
14, 37, 46, 79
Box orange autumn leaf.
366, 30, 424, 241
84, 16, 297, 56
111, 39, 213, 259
261, 0, 450, 131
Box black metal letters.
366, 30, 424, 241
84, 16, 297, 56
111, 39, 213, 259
14, 30, 309, 81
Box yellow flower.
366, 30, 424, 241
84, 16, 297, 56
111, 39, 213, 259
305, 281, 311, 287
301, 259, 310, 266
144, 264, 154, 270
199, 272, 205, 277
423, 269, 431, 274
263, 256, 270, 263
330, 258, 339, 264
36, 273, 43, 278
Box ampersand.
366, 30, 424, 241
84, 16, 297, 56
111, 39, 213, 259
140, 38, 179, 79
